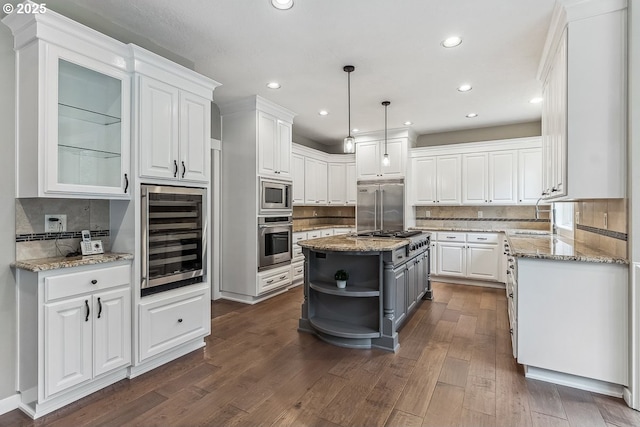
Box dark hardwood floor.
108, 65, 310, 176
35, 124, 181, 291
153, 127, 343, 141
2, 282, 639, 427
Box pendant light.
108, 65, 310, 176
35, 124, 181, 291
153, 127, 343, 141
382, 101, 390, 166
343, 65, 356, 153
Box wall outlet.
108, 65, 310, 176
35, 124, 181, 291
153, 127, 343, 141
477, 211, 483, 218
604, 213, 608, 229
424, 210, 431, 218
45, 214, 67, 232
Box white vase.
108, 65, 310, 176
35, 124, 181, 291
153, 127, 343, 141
336, 280, 346, 289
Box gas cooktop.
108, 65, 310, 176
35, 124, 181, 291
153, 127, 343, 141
356, 230, 423, 238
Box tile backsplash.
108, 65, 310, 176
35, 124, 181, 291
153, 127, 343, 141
293, 206, 355, 228
15, 198, 111, 260
574, 199, 627, 259
415, 205, 550, 231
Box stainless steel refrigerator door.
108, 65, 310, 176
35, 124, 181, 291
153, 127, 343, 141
356, 186, 379, 233
380, 182, 404, 231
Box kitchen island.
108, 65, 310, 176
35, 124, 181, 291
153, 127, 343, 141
297, 233, 430, 352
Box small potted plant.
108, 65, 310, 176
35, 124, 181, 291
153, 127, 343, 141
334, 269, 349, 289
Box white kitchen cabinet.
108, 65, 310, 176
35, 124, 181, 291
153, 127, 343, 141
518, 147, 543, 204
138, 75, 211, 184
539, 3, 626, 200
413, 157, 437, 204
304, 158, 328, 204
488, 150, 517, 204
412, 154, 462, 205
292, 153, 305, 204
328, 162, 347, 205
462, 153, 488, 204
346, 163, 357, 205
356, 138, 406, 179
432, 232, 501, 283
4, 14, 131, 199
437, 241, 466, 277
16, 261, 132, 417
466, 243, 500, 281
258, 111, 292, 178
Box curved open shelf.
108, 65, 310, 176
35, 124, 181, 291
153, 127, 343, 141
309, 316, 380, 339
309, 280, 379, 297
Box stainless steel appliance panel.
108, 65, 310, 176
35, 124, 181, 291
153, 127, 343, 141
380, 181, 404, 232
260, 178, 292, 214
356, 179, 404, 233
356, 185, 378, 233
258, 216, 292, 271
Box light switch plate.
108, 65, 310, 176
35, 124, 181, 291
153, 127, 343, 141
477, 211, 483, 218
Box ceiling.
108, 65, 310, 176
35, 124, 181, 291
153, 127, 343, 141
44, 0, 557, 147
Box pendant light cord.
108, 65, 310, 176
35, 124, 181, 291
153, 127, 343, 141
383, 101, 390, 154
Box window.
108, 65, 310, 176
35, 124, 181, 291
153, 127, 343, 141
554, 202, 574, 238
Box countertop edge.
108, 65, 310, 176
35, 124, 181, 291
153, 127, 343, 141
298, 235, 408, 252
293, 224, 355, 233
12, 253, 134, 272
513, 252, 629, 265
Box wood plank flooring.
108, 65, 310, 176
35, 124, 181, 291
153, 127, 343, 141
2, 282, 639, 427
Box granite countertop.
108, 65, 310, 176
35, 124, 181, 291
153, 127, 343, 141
506, 233, 628, 264
298, 235, 408, 252
12, 252, 134, 272
413, 226, 548, 234
293, 224, 354, 233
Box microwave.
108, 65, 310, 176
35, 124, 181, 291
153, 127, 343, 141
260, 178, 292, 213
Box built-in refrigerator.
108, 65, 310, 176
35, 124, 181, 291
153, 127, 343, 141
356, 179, 405, 233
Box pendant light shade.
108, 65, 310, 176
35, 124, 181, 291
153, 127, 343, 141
382, 101, 390, 167
343, 65, 356, 153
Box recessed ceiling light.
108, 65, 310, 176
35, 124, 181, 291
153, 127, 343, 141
404, 121, 413, 126
319, 110, 329, 116
466, 113, 478, 118
530, 97, 543, 104
441, 36, 462, 48
266, 82, 281, 89
352, 128, 359, 133
458, 84, 472, 92
271, 0, 294, 10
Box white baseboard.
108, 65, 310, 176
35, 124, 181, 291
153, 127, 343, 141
524, 365, 624, 398
219, 287, 289, 304
623, 387, 634, 409
431, 276, 506, 289
0, 393, 20, 416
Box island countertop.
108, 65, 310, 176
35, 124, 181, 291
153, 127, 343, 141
506, 233, 628, 264
298, 234, 408, 252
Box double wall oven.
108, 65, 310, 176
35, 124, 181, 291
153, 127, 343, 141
141, 185, 206, 296
258, 178, 293, 271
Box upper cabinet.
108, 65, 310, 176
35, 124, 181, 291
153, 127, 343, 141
258, 112, 292, 178
4, 12, 132, 199
133, 47, 219, 185
538, 0, 627, 200
411, 137, 541, 206
355, 129, 414, 180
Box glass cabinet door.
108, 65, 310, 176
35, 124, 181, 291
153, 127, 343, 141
46, 45, 130, 197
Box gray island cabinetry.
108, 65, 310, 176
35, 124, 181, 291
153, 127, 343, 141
298, 234, 430, 352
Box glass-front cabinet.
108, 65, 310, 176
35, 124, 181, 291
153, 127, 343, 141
45, 45, 131, 198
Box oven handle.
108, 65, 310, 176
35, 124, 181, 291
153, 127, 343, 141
259, 223, 293, 228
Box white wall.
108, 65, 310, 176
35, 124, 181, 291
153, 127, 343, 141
0, 24, 16, 401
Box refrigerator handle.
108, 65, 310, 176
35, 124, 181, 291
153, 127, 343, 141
374, 189, 378, 230
380, 188, 384, 230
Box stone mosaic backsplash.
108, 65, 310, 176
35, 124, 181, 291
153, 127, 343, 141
573, 199, 627, 259
15, 198, 111, 260
415, 205, 550, 232
293, 206, 355, 228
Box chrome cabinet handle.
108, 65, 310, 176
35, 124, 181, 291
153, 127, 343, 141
85, 300, 90, 322
97, 297, 102, 319
124, 174, 129, 193
181, 161, 186, 178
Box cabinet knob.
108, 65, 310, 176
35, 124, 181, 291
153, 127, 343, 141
178, 318, 183, 323
509, 293, 513, 298
91, 279, 98, 285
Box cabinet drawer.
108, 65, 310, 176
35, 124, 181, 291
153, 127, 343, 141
293, 245, 304, 261
139, 286, 209, 361
258, 267, 291, 294
291, 261, 304, 282
307, 231, 321, 239
321, 229, 334, 237
437, 232, 465, 242
293, 232, 308, 243
467, 233, 499, 244
45, 264, 131, 302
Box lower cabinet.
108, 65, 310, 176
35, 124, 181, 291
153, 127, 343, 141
257, 265, 292, 295
138, 285, 210, 362
393, 252, 428, 330
17, 261, 132, 418
433, 232, 502, 283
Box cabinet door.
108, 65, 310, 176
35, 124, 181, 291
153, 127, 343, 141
430, 241, 438, 275
93, 288, 131, 377
381, 139, 404, 178
316, 161, 328, 204
489, 151, 517, 204
47, 45, 131, 197
277, 120, 292, 177
44, 296, 92, 398
412, 157, 437, 204
258, 111, 278, 177
356, 141, 380, 179
292, 153, 305, 204
328, 163, 346, 205
393, 266, 407, 328
437, 155, 461, 204
179, 92, 210, 183
139, 77, 180, 180
437, 242, 466, 277
462, 153, 488, 204
304, 158, 319, 204
466, 244, 500, 281
406, 260, 417, 313
416, 254, 427, 299
346, 163, 357, 205
518, 147, 543, 204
